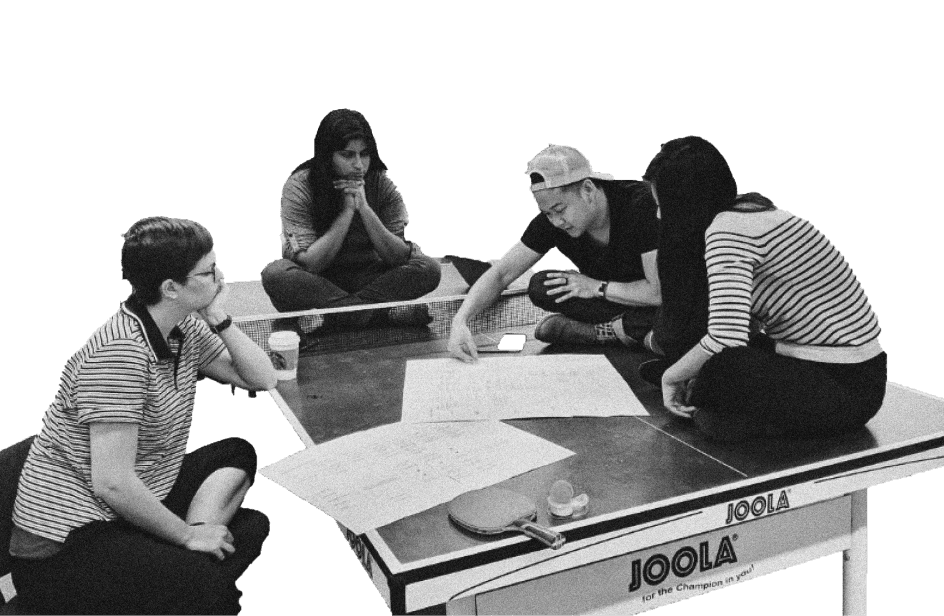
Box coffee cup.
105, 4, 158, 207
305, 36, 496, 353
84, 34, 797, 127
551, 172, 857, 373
267, 331, 300, 380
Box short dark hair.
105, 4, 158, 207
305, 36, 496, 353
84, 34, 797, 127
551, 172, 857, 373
121, 217, 214, 305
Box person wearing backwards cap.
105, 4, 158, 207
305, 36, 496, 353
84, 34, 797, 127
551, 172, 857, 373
448, 144, 661, 362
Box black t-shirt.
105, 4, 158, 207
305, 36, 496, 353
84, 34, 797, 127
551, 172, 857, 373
520, 180, 659, 282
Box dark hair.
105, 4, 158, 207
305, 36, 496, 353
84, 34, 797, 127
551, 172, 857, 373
121, 217, 214, 305
293, 109, 387, 234
643, 137, 738, 361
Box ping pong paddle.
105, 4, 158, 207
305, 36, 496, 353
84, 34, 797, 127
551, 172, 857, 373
448, 487, 565, 549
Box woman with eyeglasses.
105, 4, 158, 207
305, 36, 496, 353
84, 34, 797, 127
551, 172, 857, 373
9, 217, 277, 614
261, 109, 441, 331
644, 137, 886, 441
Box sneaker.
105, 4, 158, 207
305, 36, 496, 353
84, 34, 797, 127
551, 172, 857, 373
534, 314, 609, 345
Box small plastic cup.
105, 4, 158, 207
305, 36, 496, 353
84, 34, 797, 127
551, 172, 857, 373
548, 480, 575, 517
268, 331, 300, 380
548, 479, 590, 518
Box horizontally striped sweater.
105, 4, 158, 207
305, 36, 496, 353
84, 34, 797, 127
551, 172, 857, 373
699, 208, 882, 364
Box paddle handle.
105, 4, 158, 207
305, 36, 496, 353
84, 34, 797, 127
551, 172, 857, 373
515, 520, 565, 550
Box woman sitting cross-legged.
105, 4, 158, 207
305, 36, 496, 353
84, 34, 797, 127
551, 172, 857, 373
644, 137, 886, 441
261, 109, 441, 332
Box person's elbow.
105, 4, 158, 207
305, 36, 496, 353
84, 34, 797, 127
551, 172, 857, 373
91, 469, 130, 503
246, 363, 279, 392
256, 368, 279, 392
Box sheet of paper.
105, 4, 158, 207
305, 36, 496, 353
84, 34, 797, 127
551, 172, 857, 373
401, 354, 648, 422
260, 421, 574, 534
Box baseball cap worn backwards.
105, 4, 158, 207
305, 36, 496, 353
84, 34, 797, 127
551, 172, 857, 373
526, 144, 614, 192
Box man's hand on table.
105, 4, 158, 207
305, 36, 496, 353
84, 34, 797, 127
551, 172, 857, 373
448, 320, 479, 363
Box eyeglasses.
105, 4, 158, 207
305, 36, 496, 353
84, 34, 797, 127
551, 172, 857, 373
186, 264, 218, 283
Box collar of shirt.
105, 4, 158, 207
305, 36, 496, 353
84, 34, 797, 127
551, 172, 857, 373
121, 294, 185, 362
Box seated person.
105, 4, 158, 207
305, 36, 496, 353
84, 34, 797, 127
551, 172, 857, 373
449, 144, 661, 361
262, 109, 441, 330
10, 217, 278, 614
646, 137, 886, 441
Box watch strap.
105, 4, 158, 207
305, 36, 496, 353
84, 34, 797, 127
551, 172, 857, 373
209, 315, 233, 335
598, 281, 609, 299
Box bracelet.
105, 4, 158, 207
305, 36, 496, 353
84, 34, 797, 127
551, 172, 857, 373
598, 281, 609, 299
209, 315, 233, 335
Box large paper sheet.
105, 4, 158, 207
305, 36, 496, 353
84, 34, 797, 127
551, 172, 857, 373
260, 421, 574, 534
401, 355, 648, 422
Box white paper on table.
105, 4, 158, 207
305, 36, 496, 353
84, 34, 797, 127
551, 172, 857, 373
401, 354, 648, 422
260, 421, 574, 534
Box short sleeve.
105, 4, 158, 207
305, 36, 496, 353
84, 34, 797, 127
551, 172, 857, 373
280, 172, 319, 259
374, 173, 408, 238
520, 214, 556, 255
75, 340, 150, 424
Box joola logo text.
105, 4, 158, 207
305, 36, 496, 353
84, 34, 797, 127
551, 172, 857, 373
725, 491, 790, 524
628, 536, 737, 592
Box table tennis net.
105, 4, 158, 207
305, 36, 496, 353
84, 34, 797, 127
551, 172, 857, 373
234, 292, 548, 355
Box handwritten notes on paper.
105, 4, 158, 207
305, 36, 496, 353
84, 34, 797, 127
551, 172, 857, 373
260, 421, 574, 534
401, 355, 648, 423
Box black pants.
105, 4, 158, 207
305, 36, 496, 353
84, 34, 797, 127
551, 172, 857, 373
528, 271, 657, 340
11, 438, 269, 615
689, 339, 888, 441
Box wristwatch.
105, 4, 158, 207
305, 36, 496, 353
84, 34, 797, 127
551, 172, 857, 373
209, 315, 233, 335
598, 281, 609, 299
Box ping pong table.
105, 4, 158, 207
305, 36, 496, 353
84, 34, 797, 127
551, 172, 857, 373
266, 319, 944, 615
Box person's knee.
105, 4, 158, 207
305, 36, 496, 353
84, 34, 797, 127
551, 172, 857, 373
689, 346, 760, 411
261, 259, 298, 308
409, 253, 442, 293
527, 271, 557, 310
230, 508, 271, 553
214, 437, 258, 479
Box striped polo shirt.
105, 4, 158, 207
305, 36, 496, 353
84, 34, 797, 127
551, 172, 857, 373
12, 297, 226, 543
700, 208, 882, 364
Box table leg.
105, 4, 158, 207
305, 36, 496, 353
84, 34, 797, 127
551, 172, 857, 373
842, 489, 868, 615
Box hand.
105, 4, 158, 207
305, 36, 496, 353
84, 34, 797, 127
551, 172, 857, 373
544, 270, 602, 303
333, 179, 367, 212
448, 320, 478, 363
662, 375, 697, 418
198, 279, 230, 325
184, 523, 236, 561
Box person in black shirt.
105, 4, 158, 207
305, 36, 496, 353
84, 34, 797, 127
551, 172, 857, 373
449, 145, 661, 361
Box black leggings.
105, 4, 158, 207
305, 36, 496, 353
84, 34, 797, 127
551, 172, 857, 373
11, 438, 269, 615
689, 340, 887, 442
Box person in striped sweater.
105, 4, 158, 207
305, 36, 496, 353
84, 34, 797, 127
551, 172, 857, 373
643, 137, 886, 441
9, 218, 278, 614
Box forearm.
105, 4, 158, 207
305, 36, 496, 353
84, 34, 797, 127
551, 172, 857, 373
358, 207, 410, 265
95, 472, 192, 547
604, 278, 661, 307
296, 209, 356, 273
664, 343, 713, 384
453, 266, 512, 326
216, 325, 278, 391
